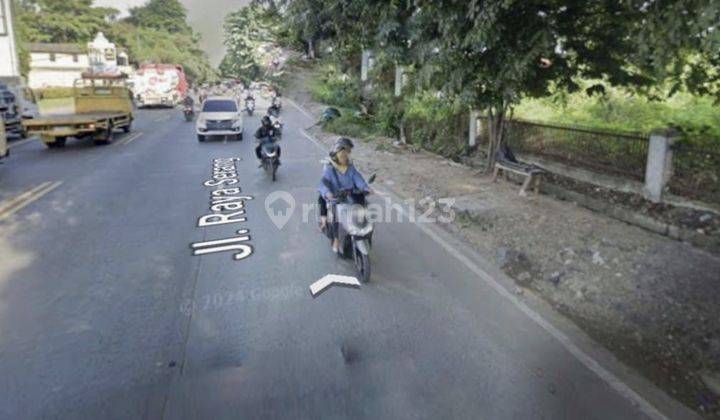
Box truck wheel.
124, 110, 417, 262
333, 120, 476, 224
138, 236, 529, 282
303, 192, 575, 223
235, 133, 243, 141
122, 122, 132, 133
94, 125, 113, 145
55, 137, 67, 148
197, 134, 205, 142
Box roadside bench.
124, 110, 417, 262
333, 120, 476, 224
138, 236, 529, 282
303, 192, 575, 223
491, 146, 544, 197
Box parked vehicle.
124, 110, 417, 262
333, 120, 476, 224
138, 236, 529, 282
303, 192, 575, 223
196, 97, 243, 142
258, 132, 281, 182
0, 115, 8, 162
22, 74, 133, 148
321, 174, 377, 282
0, 84, 22, 140
132, 64, 187, 108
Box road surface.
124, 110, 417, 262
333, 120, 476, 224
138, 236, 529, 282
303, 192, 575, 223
0, 105, 695, 419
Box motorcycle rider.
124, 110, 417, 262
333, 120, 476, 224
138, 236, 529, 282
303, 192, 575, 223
182, 94, 195, 109
317, 137, 371, 254
254, 115, 280, 164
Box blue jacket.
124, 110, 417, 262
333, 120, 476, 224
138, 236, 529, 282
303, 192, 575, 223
318, 162, 369, 198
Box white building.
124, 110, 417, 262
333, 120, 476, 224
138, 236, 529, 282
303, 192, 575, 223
0, 0, 21, 83
26, 43, 90, 88
27, 33, 133, 89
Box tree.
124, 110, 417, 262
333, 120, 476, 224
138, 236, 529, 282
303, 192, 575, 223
14, 0, 118, 44
284, 0, 330, 59
219, 5, 282, 82
127, 0, 192, 34
411, 0, 720, 169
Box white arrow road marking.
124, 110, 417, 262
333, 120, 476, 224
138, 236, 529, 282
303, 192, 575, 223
310, 274, 361, 298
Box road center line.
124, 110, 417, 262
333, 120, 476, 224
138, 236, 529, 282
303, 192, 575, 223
8, 137, 36, 149
118, 132, 144, 146
297, 124, 667, 420
0, 181, 63, 222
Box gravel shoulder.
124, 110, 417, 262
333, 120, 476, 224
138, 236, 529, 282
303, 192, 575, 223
286, 65, 720, 419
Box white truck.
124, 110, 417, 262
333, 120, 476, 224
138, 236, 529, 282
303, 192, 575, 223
132, 64, 188, 108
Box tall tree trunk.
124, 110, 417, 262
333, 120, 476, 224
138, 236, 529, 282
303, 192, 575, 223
485, 103, 508, 173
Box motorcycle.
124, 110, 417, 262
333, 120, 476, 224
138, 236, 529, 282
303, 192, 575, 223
268, 102, 280, 117
258, 133, 281, 182
183, 106, 194, 122
321, 174, 377, 283
245, 98, 255, 116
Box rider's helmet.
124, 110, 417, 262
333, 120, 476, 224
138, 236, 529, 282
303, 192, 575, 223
330, 137, 354, 158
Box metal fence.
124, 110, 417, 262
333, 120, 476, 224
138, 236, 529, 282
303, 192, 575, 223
669, 141, 720, 204
477, 117, 650, 181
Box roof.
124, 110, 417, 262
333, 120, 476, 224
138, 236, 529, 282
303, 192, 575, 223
26, 43, 86, 54
206, 96, 236, 101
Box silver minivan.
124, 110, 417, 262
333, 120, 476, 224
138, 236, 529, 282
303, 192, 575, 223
195, 96, 244, 142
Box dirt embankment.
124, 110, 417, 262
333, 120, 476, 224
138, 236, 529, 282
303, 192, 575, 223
286, 64, 720, 418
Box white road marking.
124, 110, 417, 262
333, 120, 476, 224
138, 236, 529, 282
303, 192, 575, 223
0, 181, 63, 222
286, 98, 315, 120
8, 137, 35, 149
310, 274, 361, 298
117, 132, 143, 146
296, 117, 668, 419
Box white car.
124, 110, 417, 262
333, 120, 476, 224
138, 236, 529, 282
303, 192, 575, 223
196, 96, 244, 142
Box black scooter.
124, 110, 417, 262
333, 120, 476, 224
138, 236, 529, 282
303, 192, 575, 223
321, 174, 376, 283
258, 134, 280, 182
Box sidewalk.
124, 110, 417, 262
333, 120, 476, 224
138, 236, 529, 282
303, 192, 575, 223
286, 66, 720, 418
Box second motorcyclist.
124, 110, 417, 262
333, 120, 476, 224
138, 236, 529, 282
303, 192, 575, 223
254, 116, 280, 164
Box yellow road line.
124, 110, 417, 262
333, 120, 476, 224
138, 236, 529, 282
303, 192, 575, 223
0, 181, 63, 222
8, 137, 36, 149
117, 132, 144, 146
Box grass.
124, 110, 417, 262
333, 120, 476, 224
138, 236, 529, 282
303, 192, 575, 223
514, 88, 720, 145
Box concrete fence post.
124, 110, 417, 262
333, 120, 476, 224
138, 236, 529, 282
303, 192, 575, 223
394, 65, 403, 97
361, 50, 374, 82
469, 110, 480, 147
643, 129, 677, 203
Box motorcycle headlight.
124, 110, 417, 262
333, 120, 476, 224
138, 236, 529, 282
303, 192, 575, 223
347, 208, 373, 236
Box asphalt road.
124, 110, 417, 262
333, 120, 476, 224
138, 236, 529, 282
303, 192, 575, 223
0, 104, 696, 419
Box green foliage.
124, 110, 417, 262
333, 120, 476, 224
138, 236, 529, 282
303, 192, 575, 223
218, 5, 283, 83
14, 0, 118, 44
403, 92, 468, 158
127, 0, 191, 34
107, 23, 215, 82
308, 63, 362, 109
515, 87, 720, 145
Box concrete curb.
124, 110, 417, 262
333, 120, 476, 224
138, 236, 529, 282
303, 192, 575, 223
541, 183, 720, 253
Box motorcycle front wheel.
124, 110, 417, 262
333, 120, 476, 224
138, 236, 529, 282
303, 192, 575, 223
354, 246, 371, 283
